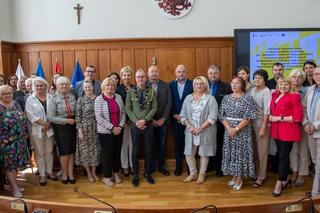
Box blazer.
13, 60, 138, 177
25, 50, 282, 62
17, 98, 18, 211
25, 94, 54, 138
169, 79, 193, 115
303, 85, 320, 138
148, 80, 172, 121
267, 78, 277, 90
74, 79, 101, 98
269, 91, 303, 142
180, 94, 218, 156
214, 80, 232, 106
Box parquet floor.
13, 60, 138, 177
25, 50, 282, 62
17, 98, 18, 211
0, 167, 314, 210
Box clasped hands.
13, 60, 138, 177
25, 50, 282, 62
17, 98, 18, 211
135, 119, 147, 130
188, 126, 203, 136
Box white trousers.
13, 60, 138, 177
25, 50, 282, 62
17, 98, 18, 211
32, 135, 54, 177
308, 136, 320, 196
185, 145, 209, 175
289, 129, 309, 176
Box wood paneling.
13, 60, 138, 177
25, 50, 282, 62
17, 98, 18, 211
0, 37, 234, 159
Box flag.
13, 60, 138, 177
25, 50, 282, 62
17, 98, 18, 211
15, 59, 25, 79
71, 60, 84, 88
35, 60, 46, 79
54, 61, 62, 74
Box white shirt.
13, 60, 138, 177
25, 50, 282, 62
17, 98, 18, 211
25, 93, 54, 138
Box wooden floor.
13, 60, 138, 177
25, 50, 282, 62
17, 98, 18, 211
0, 166, 317, 212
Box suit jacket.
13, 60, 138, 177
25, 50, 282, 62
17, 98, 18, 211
169, 79, 193, 115
148, 80, 172, 121
270, 91, 303, 141
74, 79, 101, 98
213, 80, 232, 106
303, 85, 320, 138
267, 78, 277, 90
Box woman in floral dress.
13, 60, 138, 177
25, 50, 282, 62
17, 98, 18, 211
0, 85, 29, 198
219, 77, 256, 191
75, 80, 101, 182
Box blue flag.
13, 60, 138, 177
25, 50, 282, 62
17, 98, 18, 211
71, 60, 84, 88
36, 61, 46, 79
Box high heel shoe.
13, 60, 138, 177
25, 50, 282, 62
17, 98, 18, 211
272, 180, 292, 197
233, 180, 243, 191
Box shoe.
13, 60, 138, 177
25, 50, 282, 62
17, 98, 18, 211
69, 178, 76, 184
216, 170, 223, 177
233, 180, 243, 191
144, 173, 155, 185
56, 170, 62, 177
47, 174, 58, 181
12, 190, 23, 198
113, 173, 122, 184
4, 185, 25, 192
159, 168, 170, 176
295, 176, 305, 186
174, 167, 182, 176
196, 174, 206, 184
272, 180, 292, 197
132, 175, 139, 187
103, 178, 115, 187
123, 168, 129, 177
39, 176, 47, 186
183, 174, 197, 183
252, 180, 264, 188
227, 180, 235, 187
61, 178, 68, 184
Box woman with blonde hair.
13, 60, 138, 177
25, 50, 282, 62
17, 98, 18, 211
269, 77, 303, 196
288, 70, 309, 186
180, 76, 218, 184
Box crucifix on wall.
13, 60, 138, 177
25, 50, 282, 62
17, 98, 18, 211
73, 3, 83, 24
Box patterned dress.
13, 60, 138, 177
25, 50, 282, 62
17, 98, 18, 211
75, 96, 101, 166
219, 94, 256, 178
0, 102, 29, 171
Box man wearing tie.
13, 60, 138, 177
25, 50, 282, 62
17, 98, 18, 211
169, 64, 193, 176
207, 65, 231, 176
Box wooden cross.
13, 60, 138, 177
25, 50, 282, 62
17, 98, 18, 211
73, 3, 83, 24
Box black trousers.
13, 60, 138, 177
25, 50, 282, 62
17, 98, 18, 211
275, 139, 293, 181
131, 122, 153, 176
172, 120, 185, 169
98, 132, 123, 178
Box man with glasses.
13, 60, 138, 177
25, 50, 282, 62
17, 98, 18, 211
126, 69, 157, 187
74, 65, 101, 98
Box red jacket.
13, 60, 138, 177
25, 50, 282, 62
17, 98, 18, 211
269, 91, 303, 142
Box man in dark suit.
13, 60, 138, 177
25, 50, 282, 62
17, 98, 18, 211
267, 62, 284, 90
169, 64, 193, 176
148, 65, 172, 176
74, 65, 101, 98
206, 65, 231, 177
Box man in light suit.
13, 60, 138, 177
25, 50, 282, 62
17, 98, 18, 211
303, 67, 320, 197
74, 65, 101, 98
148, 65, 172, 176
169, 64, 193, 176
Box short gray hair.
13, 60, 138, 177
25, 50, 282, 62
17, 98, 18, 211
289, 69, 306, 81
56, 76, 70, 85
208, 65, 220, 72
33, 77, 49, 93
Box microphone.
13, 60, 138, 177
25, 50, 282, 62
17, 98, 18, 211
191, 204, 218, 213
73, 187, 117, 213
0, 198, 28, 213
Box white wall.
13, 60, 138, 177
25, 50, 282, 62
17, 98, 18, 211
8, 0, 320, 42
0, 0, 13, 41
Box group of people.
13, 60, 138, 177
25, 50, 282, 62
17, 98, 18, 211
0, 60, 320, 199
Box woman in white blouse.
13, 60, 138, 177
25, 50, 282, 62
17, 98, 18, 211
25, 77, 57, 186
180, 76, 218, 184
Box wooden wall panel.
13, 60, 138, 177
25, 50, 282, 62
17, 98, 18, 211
134, 48, 146, 71
110, 49, 122, 74
28, 52, 39, 75
146, 48, 156, 68
195, 48, 208, 77
63, 51, 75, 80
39, 51, 51, 80
86, 50, 98, 71
122, 49, 134, 70
98, 50, 110, 80
207, 48, 220, 70
220, 47, 233, 82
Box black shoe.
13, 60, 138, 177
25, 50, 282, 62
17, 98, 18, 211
174, 168, 182, 176
216, 170, 223, 177
132, 175, 139, 187
144, 173, 155, 185
47, 175, 58, 181
69, 178, 76, 184
159, 168, 170, 176
62, 179, 68, 184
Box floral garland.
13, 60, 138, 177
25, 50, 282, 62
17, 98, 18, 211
133, 85, 154, 110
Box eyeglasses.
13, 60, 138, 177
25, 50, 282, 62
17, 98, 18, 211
86, 70, 95, 73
